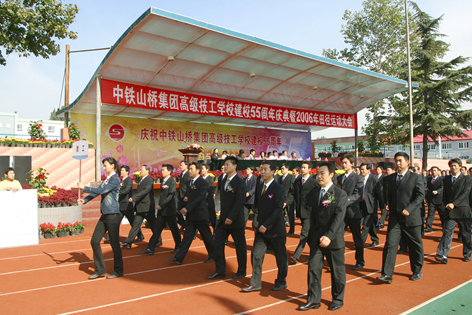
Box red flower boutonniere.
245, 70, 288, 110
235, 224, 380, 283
268, 194, 273, 199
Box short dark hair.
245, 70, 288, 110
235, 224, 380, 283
250, 149, 255, 154
386, 166, 394, 171
282, 150, 287, 154
291, 151, 296, 156
461, 166, 467, 171
4, 167, 14, 176
430, 166, 440, 172
201, 163, 210, 169
162, 164, 173, 173
281, 163, 290, 169
449, 158, 462, 167
292, 166, 300, 172
394, 151, 409, 161
222, 150, 228, 154
272, 150, 278, 153
318, 161, 334, 174
409, 166, 416, 172
376, 165, 383, 170
120, 165, 130, 174
301, 161, 313, 169
189, 162, 202, 173
360, 163, 372, 170
180, 160, 190, 166
261, 161, 277, 171
102, 157, 119, 171
247, 165, 255, 172
225, 156, 238, 166
239, 149, 245, 154
141, 164, 150, 172
342, 154, 355, 164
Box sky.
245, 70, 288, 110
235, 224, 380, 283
1, 0, 471, 139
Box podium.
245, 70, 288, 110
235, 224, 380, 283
178, 149, 202, 163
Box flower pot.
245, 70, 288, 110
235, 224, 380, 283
79, 228, 84, 234
70, 230, 80, 236
43, 232, 55, 239
56, 231, 68, 238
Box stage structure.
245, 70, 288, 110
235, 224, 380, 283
57, 7, 414, 179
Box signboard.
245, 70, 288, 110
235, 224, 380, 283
72, 140, 89, 160
101, 79, 357, 129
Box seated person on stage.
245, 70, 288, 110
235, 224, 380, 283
0, 167, 23, 191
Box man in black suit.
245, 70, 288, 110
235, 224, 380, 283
337, 154, 364, 269
201, 163, 217, 231
208, 156, 247, 280
379, 166, 395, 228
425, 166, 444, 232
298, 161, 347, 311
377, 152, 425, 283
168, 162, 215, 265
119, 165, 144, 241
141, 164, 181, 255
241, 161, 288, 292
291, 161, 318, 264
244, 165, 257, 224
121, 165, 153, 249
280, 163, 295, 235
436, 158, 472, 264
359, 163, 385, 255
177, 160, 190, 231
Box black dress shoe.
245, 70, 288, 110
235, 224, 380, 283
379, 224, 384, 229
140, 249, 154, 255
167, 257, 182, 265
370, 241, 379, 247
397, 249, 407, 254
410, 271, 422, 281
106, 274, 122, 279
290, 256, 298, 265
377, 275, 393, 283
232, 273, 246, 280
135, 235, 144, 242
241, 285, 262, 292
266, 249, 274, 254
120, 242, 131, 249
203, 258, 215, 263
425, 228, 432, 232
328, 303, 343, 311
155, 242, 162, 248
207, 272, 225, 279
88, 273, 105, 280
297, 302, 321, 310
352, 263, 364, 271
464, 256, 471, 262
271, 284, 287, 291
171, 248, 179, 254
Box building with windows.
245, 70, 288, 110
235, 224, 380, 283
0, 112, 64, 140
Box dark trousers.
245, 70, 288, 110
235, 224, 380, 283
360, 202, 379, 244
244, 204, 253, 224
120, 208, 143, 239
292, 217, 310, 260
379, 209, 388, 227
123, 212, 146, 244
287, 203, 295, 234
177, 199, 186, 229
426, 203, 444, 229
250, 233, 288, 287
345, 217, 364, 265
437, 218, 472, 259
147, 213, 181, 251
307, 246, 345, 304
214, 227, 247, 275
381, 221, 424, 277
91, 213, 123, 276
174, 219, 215, 263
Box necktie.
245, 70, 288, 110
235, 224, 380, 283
320, 188, 326, 204
432, 178, 435, 184
342, 175, 347, 185
190, 179, 194, 187
302, 178, 306, 186
397, 175, 403, 185
452, 176, 456, 183
262, 184, 267, 196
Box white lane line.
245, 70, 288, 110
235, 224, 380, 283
399, 278, 472, 315
233, 245, 464, 315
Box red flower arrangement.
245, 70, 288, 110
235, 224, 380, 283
40, 222, 56, 233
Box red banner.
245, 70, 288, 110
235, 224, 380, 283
101, 79, 357, 129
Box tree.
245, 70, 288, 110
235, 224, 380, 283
390, 3, 472, 170
49, 108, 64, 120
323, 0, 418, 148
0, 0, 79, 66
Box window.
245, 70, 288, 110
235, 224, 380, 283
442, 143, 452, 149
427, 144, 436, 150
322, 146, 330, 152
459, 142, 469, 149
48, 126, 55, 133
349, 145, 355, 150
17, 124, 23, 132
414, 145, 421, 150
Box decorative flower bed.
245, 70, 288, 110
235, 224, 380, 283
39, 221, 84, 238
0, 137, 94, 148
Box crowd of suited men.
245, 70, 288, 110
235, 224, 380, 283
78, 152, 471, 312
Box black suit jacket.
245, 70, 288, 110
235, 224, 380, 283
215, 174, 226, 195
253, 180, 286, 238
337, 172, 363, 219
443, 174, 472, 219
294, 175, 318, 219
179, 170, 190, 200
308, 184, 347, 249
133, 176, 154, 213
184, 176, 209, 221
280, 173, 295, 206
426, 176, 444, 205
386, 171, 425, 226
158, 177, 177, 217
219, 175, 246, 229
245, 175, 257, 205
119, 176, 133, 211
203, 175, 215, 209
361, 174, 384, 214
